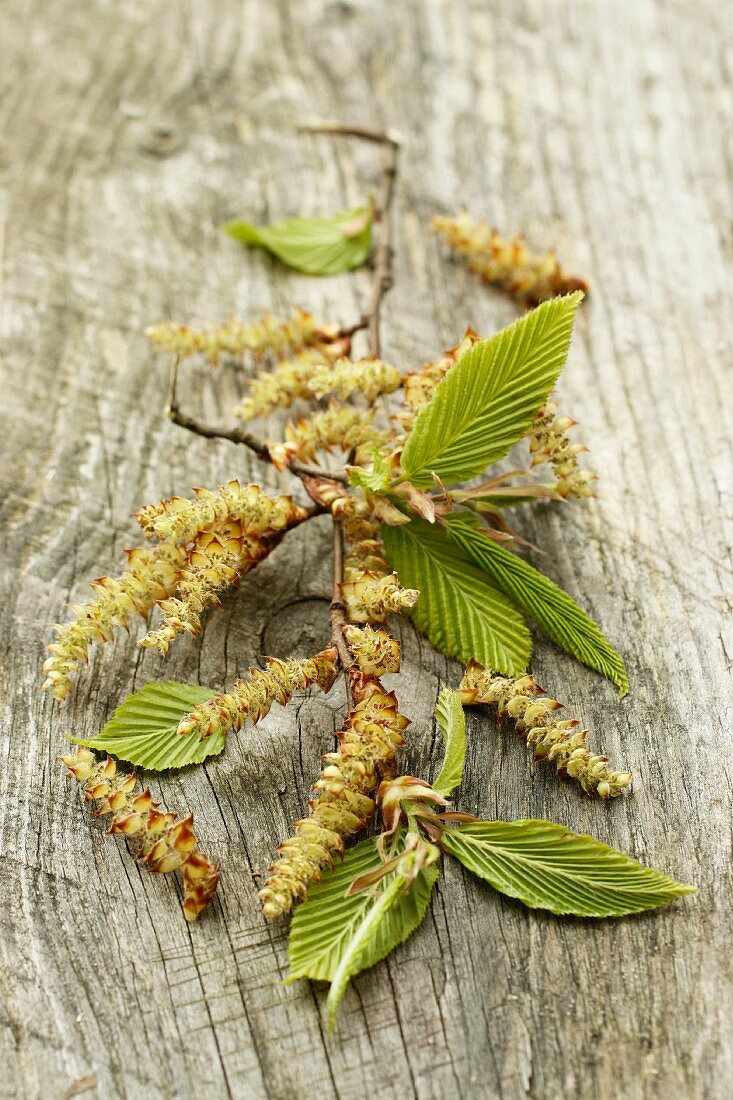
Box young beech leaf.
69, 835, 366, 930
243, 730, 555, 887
69, 681, 223, 770
445, 512, 629, 695
347, 451, 391, 494
442, 820, 695, 917
434, 688, 467, 797
287, 836, 438, 1027
382, 517, 531, 675
222, 204, 373, 276
401, 293, 583, 488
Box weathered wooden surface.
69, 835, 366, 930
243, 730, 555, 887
1, 1, 731, 1097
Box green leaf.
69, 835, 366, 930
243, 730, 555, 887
445, 512, 628, 695
433, 688, 467, 797
442, 820, 695, 917
222, 204, 373, 276
287, 836, 438, 1027
347, 451, 391, 494
382, 517, 531, 675
69, 681, 223, 770
401, 293, 583, 487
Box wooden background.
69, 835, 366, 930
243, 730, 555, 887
1, 1, 731, 1097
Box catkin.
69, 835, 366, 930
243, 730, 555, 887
344, 625, 401, 677
268, 404, 390, 471
177, 648, 340, 740
399, 329, 480, 421
145, 309, 332, 366
136, 480, 306, 547
527, 401, 596, 499
140, 526, 280, 654
343, 516, 389, 580
234, 349, 333, 421
43, 543, 186, 701
61, 747, 219, 920
458, 661, 632, 798
257, 677, 410, 919
308, 357, 402, 403
340, 572, 419, 624
432, 214, 588, 305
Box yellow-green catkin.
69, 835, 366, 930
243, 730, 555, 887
344, 624, 401, 677
140, 525, 278, 654
431, 214, 588, 305
234, 349, 331, 421
343, 515, 389, 580
339, 515, 411, 624
268, 405, 390, 471
61, 747, 219, 920
145, 309, 334, 367
340, 572, 419, 624
177, 647, 340, 740
308, 357, 402, 402
527, 401, 596, 499
257, 676, 410, 919
136, 480, 306, 547
458, 661, 632, 798
42, 543, 186, 701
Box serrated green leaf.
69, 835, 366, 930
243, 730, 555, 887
222, 204, 373, 276
69, 681, 223, 770
287, 836, 438, 1027
434, 689, 466, 797
401, 294, 583, 487
445, 512, 628, 695
382, 518, 531, 675
442, 820, 695, 917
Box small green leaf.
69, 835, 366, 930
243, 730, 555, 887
222, 204, 373, 276
401, 294, 583, 487
382, 517, 531, 675
69, 681, 223, 770
433, 689, 467, 797
347, 452, 391, 494
446, 512, 628, 695
442, 820, 695, 917
287, 836, 438, 1026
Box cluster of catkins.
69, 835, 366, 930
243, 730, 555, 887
49, 245, 620, 922
43, 480, 308, 701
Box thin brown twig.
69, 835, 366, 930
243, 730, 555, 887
298, 121, 401, 149
303, 122, 401, 358
165, 356, 349, 484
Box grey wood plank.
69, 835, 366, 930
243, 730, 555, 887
0, 1, 730, 1097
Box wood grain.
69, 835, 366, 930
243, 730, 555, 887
1, 1, 731, 1097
